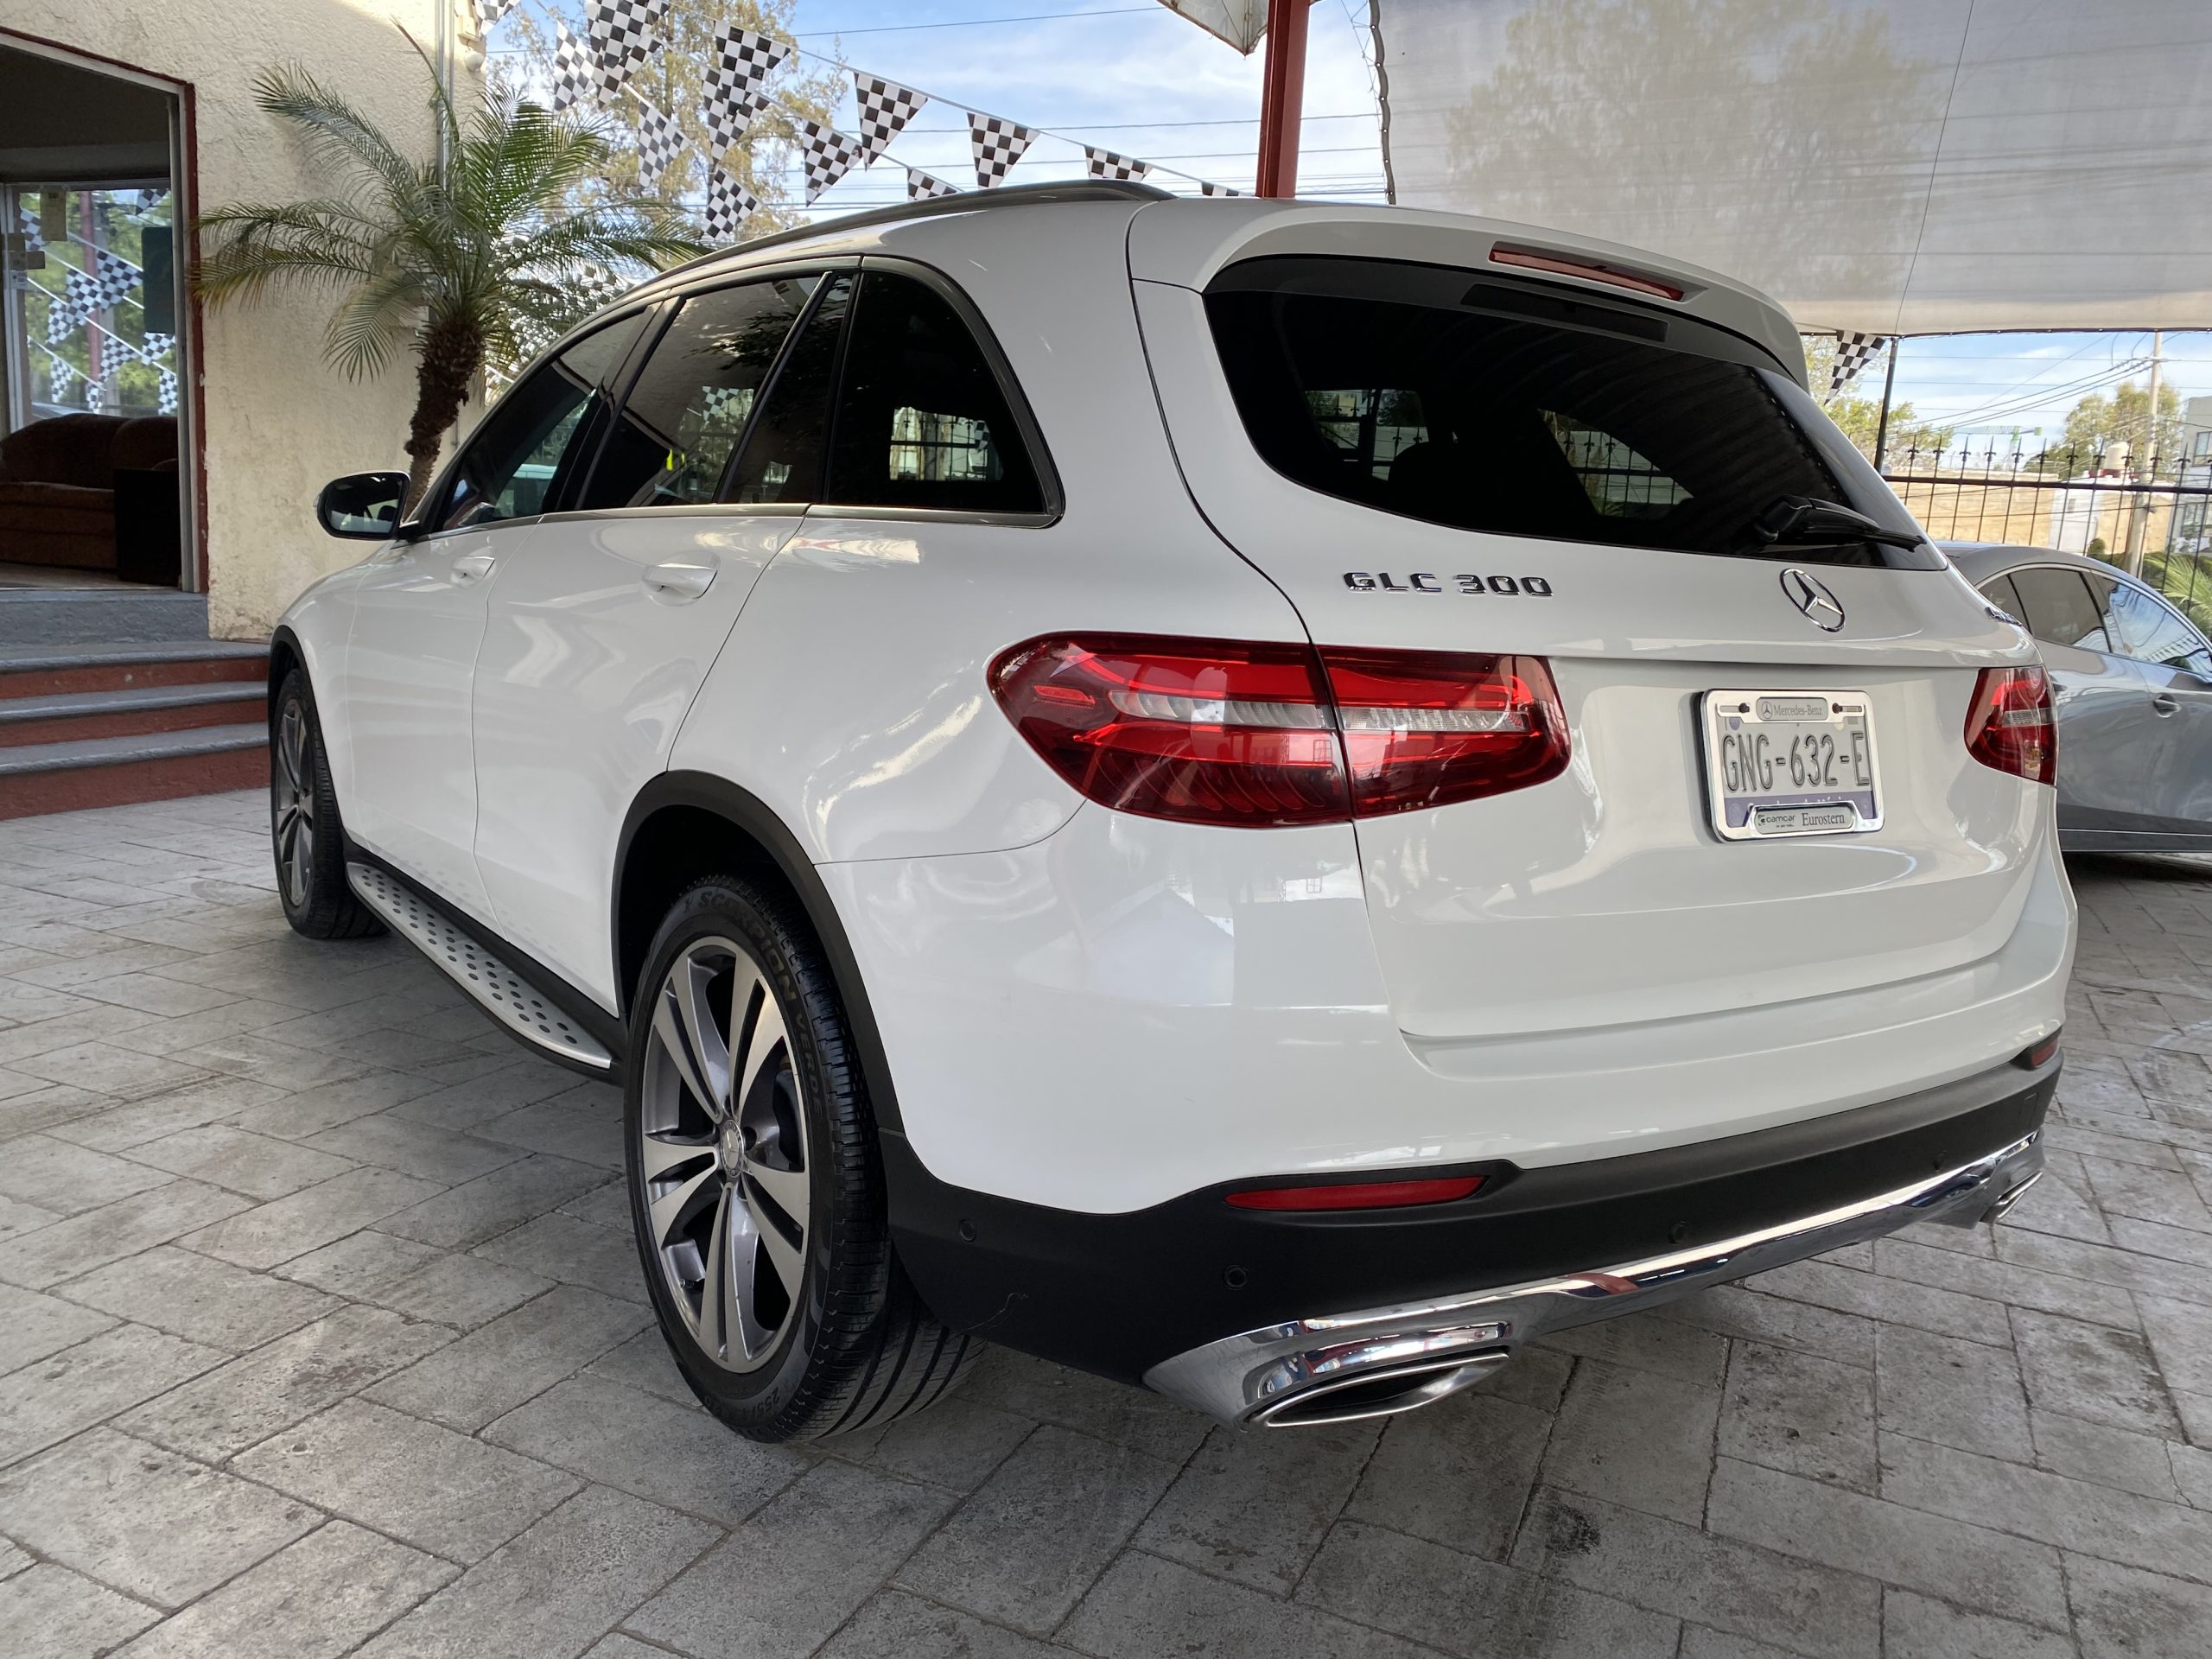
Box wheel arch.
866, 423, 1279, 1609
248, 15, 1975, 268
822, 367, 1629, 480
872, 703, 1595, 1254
613, 772, 906, 1133
266, 626, 304, 726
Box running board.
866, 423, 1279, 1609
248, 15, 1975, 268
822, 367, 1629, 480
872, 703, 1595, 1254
346, 861, 613, 1071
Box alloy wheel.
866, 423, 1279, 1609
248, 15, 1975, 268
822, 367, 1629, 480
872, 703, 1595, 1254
639, 936, 811, 1371
272, 699, 316, 908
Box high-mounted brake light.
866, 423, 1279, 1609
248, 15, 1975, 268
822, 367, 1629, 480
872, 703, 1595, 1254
988, 635, 1570, 827
1489, 244, 1686, 302
1965, 665, 2056, 785
1226, 1176, 1484, 1211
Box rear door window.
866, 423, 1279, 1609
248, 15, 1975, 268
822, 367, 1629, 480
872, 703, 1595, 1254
1204, 257, 1930, 565
727, 274, 854, 505
2009, 567, 2113, 652
2101, 578, 2212, 674
824, 270, 1046, 514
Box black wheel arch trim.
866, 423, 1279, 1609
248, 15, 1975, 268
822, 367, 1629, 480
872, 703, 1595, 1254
612, 771, 906, 1135
340, 839, 627, 1078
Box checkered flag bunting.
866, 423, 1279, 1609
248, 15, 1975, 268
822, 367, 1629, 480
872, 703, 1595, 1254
703, 167, 757, 245
548, 17, 595, 112
906, 167, 960, 201
48, 355, 73, 402
158, 367, 179, 415
795, 119, 866, 204
143, 332, 174, 359
853, 75, 927, 165
1830, 332, 1887, 397
968, 114, 1038, 187
1084, 147, 1150, 182
45, 284, 85, 341
1197, 180, 1241, 196
633, 97, 686, 192
17, 200, 41, 255
703, 24, 790, 154
88, 251, 137, 311
472, 0, 517, 27
586, 0, 659, 100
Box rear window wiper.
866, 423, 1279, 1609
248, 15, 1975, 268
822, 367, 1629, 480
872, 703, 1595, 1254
1746, 495, 1925, 553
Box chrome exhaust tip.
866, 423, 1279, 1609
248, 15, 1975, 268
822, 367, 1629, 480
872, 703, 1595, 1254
1249, 1350, 1510, 1427
1980, 1169, 2042, 1225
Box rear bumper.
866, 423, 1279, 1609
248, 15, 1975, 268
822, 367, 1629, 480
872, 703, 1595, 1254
885, 1051, 2056, 1408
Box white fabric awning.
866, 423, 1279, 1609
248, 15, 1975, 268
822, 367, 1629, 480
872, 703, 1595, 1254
1372, 0, 2212, 334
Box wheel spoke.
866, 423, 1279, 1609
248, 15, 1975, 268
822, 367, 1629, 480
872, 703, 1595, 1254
745, 1183, 806, 1306
652, 968, 727, 1119
696, 1186, 732, 1358
643, 1141, 718, 1247
724, 1200, 763, 1360
733, 974, 788, 1116
289, 817, 315, 902
278, 706, 306, 791
742, 1159, 809, 1236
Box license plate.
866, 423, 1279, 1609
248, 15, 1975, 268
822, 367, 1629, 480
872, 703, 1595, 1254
1701, 689, 1881, 841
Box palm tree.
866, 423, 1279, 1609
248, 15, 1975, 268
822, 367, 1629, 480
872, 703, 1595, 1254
194, 41, 708, 511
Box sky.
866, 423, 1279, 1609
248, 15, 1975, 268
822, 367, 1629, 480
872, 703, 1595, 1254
489, 1, 2206, 456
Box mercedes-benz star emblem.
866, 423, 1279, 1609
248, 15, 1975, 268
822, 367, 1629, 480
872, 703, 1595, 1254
1780, 567, 1846, 632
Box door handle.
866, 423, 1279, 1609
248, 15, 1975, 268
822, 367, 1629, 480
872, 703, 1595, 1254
2152, 692, 2180, 717
643, 560, 717, 602
449, 553, 497, 585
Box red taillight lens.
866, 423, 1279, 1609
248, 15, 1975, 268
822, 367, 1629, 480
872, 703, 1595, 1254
1489, 244, 1687, 301
1965, 665, 2056, 785
1225, 1176, 1484, 1211
1323, 649, 1570, 814
989, 636, 1571, 826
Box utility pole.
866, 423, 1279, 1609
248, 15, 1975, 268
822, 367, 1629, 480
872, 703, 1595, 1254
1255, 0, 1312, 198
2126, 329, 2164, 576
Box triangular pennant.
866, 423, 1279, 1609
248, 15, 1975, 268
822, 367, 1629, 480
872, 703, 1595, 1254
968, 113, 1038, 188
632, 98, 686, 192
703, 167, 758, 245
1083, 146, 1150, 182
158, 366, 179, 415
48, 355, 73, 402
794, 118, 866, 204
548, 16, 596, 112
585, 0, 658, 100
1830, 332, 1887, 397
1197, 180, 1242, 197
473, 0, 517, 26
852, 75, 927, 165
906, 167, 960, 201
87, 250, 138, 311
143, 332, 175, 359
703, 23, 791, 156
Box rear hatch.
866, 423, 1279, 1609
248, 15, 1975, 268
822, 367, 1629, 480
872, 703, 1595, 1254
1128, 201, 2043, 1043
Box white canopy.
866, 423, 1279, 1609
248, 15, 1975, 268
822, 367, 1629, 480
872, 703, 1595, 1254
1371, 0, 2212, 334
1152, 2, 1270, 54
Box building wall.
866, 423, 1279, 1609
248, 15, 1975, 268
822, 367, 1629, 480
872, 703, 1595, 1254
3, 0, 481, 639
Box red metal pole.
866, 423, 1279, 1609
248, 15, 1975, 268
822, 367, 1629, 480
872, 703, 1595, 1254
1255, 0, 1310, 199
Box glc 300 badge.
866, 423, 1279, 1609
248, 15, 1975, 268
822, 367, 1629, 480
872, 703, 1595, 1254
1344, 572, 1554, 596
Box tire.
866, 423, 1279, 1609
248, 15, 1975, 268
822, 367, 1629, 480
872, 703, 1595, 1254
625, 874, 975, 1443
270, 670, 383, 941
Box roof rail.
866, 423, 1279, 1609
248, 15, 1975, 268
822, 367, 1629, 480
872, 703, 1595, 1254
636, 179, 1176, 293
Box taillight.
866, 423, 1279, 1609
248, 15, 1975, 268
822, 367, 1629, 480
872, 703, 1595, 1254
988, 635, 1570, 827
1965, 665, 2056, 785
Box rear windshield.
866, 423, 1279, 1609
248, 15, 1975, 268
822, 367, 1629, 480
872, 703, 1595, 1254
1205, 257, 1935, 569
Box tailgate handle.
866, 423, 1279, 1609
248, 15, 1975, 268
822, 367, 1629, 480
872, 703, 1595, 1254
2153, 692, 2180, 717
644, 560, 717, 601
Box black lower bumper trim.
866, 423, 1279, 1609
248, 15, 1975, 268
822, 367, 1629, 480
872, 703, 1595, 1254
884, 1054, 2057, 1384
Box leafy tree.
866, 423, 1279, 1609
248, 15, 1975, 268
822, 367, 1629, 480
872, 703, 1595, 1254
499, 0, 841, 237
193, 41, 706, 511
1802, 335, 1951, 466
2062, 380, 2183, 475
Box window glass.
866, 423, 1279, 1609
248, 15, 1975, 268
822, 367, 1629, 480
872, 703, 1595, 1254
2009, 567, 2112, 652
824, 271, 1046, 513
435, 311, 645, 531
579, 276, 820, 512
2103, 579, 2212, 672
1205, 257, 1930, 563
728, 274, 852, 505
1979, 574, 2027, 626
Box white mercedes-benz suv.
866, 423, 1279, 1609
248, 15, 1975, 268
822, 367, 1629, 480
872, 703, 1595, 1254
275, 182, 2069, 1443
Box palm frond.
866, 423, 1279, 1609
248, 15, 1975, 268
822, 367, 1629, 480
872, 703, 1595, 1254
250, 66, 429, 215
325, 266, 425, 380
193, 200, 378, 302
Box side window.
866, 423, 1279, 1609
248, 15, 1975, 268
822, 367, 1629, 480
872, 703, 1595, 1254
578, 276, 821, 512
435, 311, 646, 531
2104, 580, 2212, 674
1979, 574, 2026, 625
728, 274, 853, 505
823, 271, 1046, 514
2008, 567, 2112, 653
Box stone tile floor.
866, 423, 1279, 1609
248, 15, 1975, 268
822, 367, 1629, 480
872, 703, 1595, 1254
2, 791, 2210, 1657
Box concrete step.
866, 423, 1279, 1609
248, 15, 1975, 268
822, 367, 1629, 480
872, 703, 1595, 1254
0, 640, 267, 701
0, 588, 213, 646
0, 721, 269, 820
0, 681, 264, 747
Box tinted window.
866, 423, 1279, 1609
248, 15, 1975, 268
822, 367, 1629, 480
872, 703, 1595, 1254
1205, 257, 1929, 564
2009, 567, 2112, 652
2102, 578, 2212, 673
1980, 574, 2027, 626
435, 312, 646, 531
728, 274, 852, 505
825, 271, 1045, 514
579, 276, 821, 511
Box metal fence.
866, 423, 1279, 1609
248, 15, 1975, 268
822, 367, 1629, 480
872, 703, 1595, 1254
1882, 442, 2212, 631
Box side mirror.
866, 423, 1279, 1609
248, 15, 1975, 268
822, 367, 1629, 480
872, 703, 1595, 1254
315, 472, 409, 540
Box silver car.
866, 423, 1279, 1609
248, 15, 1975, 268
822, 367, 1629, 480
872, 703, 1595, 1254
1945, 543, 2212, 853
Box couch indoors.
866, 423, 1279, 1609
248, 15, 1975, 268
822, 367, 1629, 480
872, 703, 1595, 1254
0, 413, 179, 575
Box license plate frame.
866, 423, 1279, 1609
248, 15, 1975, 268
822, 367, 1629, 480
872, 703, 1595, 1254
1700, 689, 1882, 842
